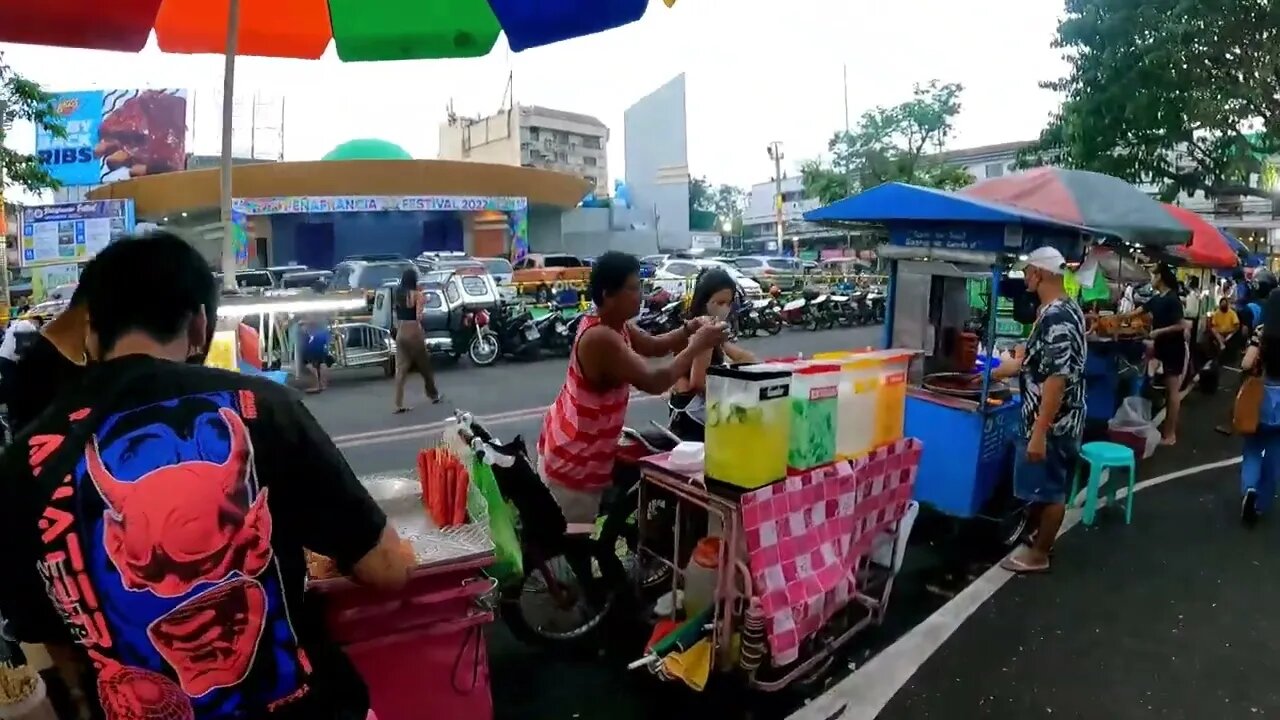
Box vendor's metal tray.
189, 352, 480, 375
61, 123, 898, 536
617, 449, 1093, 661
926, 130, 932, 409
361, 473, 494, 567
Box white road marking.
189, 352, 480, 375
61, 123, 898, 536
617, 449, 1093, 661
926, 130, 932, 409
788, 455, 1244, 720
331, 392, 659, 449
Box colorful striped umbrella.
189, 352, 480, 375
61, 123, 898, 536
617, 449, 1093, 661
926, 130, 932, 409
961, 167, 1193, 247
0, 0, 659, 287
0, 0, 652, 60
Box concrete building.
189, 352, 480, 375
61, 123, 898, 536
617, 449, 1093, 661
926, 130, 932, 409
438, 104, 609, 196
934, 140, 1036, 182
621, 74, 692, 251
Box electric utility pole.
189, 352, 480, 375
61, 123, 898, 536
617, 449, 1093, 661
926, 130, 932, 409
767, 141, 784, 252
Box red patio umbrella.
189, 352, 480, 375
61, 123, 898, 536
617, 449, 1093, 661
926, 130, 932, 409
1163, 204, 1238, 269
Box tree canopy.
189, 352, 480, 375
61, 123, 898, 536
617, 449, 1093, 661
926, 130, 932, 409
689, 176, 746, 232
1, 53, 64, 194
1023, 0, 1280, 201
801, 80, 975, 205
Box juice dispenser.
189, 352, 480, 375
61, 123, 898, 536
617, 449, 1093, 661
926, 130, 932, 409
866, 350, 915, 448
788, 362, 841, 471
705, 365, 791, 489
814, 352, 881, 459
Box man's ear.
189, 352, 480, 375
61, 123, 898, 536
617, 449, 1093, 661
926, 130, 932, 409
189, 306, 210, 353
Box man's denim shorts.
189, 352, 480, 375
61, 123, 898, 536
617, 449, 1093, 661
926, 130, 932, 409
1013, 435, 1080, 505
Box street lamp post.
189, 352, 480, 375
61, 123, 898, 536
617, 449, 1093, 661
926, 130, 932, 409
766, 142, 784, 254
218, 0, 242, 291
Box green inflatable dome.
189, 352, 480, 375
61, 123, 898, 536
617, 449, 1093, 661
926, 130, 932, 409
322, 138, 413, 161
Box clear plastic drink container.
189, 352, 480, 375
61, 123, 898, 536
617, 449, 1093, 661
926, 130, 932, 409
863, 350, 915, 447
787, 362, 841, 471
705, 365, 792, 489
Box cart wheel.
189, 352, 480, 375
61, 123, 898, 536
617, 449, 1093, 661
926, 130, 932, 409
501, 539, 628, 650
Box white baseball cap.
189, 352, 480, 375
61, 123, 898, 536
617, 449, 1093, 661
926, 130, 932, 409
1018, 246, 1068, 275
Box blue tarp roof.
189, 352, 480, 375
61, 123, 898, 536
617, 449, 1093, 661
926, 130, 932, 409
803, 182, 1092, 232
1220, 231, 1265, 267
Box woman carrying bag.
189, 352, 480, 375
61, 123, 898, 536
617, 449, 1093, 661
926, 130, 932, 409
1236, 290, 1280, 526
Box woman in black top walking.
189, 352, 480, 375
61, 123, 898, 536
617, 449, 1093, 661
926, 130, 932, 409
392, 268, 441, 412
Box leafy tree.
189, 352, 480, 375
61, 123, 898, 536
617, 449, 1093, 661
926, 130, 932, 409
1024, 0, 1280, 201
711, 183, 746, 232
801, 80, 975, 205
0, 54, 65, 194
689, 175, 713, 214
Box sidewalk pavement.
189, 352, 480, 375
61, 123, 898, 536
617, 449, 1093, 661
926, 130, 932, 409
863, 387, 1268, 719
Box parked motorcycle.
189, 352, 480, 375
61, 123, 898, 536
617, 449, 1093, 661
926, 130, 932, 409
490, 305, 542, 362
828, 293, 858, 327
781, 290, 832, 331
866, 286, 887, 323
534, 309, 577, 356
464, 309, 502, 366
736, 298, 783, 337
636, 300, 684, 335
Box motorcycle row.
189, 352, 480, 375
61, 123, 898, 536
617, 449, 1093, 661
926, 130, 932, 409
460, 285, 886, 367
631, 285, 887, 338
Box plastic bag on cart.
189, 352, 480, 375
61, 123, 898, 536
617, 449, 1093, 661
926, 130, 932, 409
468, 458, 523, 586
1108, 396, 1161, 459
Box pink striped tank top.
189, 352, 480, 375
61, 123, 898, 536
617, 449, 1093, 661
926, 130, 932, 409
538, 315, 632, 492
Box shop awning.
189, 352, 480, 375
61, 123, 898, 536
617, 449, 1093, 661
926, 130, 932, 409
803, 182, 1089, 232
1164, 204, 1239, 269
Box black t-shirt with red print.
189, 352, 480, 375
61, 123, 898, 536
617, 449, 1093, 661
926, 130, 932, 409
0, 355, 385, 720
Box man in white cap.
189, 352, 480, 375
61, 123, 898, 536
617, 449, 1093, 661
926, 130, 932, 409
991, 246, 1087, 573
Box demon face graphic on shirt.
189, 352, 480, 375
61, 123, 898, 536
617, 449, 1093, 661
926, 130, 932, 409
65, 393, 308, 718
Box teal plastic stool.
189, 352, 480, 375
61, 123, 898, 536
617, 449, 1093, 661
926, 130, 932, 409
1070, 441, 1137, 526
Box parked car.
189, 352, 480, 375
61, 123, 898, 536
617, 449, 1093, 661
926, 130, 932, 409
651, 258, 763, 299
475, 256, 514, 286
331, 259, 419, 309
511, 253, 591, 302
280, 270, 333, 291
731, 255, 806, 283
213, 270, 277, 292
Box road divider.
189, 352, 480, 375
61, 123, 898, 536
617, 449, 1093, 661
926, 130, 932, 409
332, 392, 660, 450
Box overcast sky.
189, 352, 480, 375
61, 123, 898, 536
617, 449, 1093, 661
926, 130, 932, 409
1, 0, 1067, 201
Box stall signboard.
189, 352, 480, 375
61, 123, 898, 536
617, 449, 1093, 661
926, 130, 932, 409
232, 195, 529, 215
889, 223, 1085, 257
19, 200, 135, 268
35, 89, 189, 187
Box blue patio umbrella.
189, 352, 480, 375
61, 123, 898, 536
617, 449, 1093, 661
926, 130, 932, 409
803, 182, 1092, 233
487, 0, 649, 51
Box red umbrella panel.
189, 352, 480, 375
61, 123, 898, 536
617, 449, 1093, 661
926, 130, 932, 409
961, 167, 1192, 247
1163, 204, 1238, 269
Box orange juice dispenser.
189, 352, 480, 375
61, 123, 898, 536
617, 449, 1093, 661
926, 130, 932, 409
863, 350, 916, 448
705, 365, 792, 489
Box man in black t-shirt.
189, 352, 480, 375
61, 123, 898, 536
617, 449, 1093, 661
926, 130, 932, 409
0, 233, 410, 720
4, 280, 94, 435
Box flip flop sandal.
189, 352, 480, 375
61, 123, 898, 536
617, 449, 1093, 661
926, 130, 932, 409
1000, 555, 1050, 574
394, 407, 412, 414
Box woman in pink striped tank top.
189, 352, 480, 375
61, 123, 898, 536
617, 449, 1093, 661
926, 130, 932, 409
538, 252, 729, 522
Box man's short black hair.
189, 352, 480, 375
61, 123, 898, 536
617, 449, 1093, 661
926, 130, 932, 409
1155, 263, 1178, 290
82, 231, 218, 354
588, 251, 641, 305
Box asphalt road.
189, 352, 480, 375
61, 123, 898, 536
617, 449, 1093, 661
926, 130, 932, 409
306, 324, 886, 477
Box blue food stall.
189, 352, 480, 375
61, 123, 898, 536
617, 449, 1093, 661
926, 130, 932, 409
804, 183, 1095, 518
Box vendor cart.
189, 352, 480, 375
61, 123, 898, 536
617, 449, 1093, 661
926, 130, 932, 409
804, 183, 1103, 524
632, 439, 922, 691
309, 473, 498, 720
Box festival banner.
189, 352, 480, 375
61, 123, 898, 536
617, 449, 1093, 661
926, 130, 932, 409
231, 195, 528, 215
36, 89, 188, 187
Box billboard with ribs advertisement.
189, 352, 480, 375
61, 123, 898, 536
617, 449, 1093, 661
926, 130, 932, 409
35, 89, 189, 187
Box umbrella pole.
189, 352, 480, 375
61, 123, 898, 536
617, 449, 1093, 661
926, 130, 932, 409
219, 0, 242, 291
